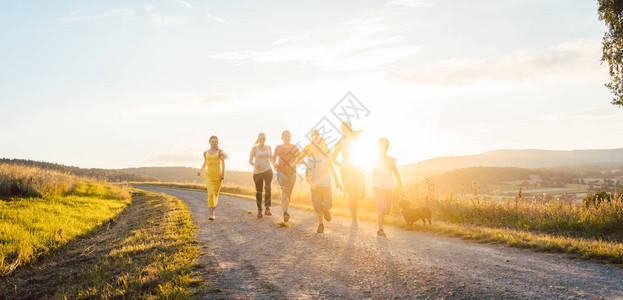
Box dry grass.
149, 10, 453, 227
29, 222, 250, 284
0, 162, 76, 198
432, 192, 623, 241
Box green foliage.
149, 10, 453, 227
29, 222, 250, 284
598, 0, 623, 106
583, 191, 615, 207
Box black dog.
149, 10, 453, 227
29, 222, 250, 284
398, 200, 432, 230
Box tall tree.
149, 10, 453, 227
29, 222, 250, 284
598, 0, 623, 106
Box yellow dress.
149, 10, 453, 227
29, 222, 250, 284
204, 150, 222, 208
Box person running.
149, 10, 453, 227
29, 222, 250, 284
298, 130, 342, 233
332, 121, 365, 226
373, 138, 403, 237
271, 130, 300, 223
249, 132, 273, 218
197, 135, 227, 221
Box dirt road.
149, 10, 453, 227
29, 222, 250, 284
137, 186, 623, 299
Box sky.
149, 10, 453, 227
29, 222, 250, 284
1, 0, 623, 171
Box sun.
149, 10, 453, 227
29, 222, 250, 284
347, 133, 379, 170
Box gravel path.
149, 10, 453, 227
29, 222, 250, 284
137, 186, 623, 299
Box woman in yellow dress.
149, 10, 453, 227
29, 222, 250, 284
197, 135, 227, 220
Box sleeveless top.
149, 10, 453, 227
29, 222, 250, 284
373, 155, 395, 190
204, 150, 222, 179
253, 145, 272, 174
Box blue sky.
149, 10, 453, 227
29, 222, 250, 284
1, 0, 622, 171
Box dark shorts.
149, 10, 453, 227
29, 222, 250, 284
341, 166, 365, 199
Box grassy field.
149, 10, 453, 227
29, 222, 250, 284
131, 180, 623, 264
0, 163, 203, 298
0, 163, 131, 275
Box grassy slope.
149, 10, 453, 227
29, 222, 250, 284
0, 189, 202, 299
0, 182, 131, 275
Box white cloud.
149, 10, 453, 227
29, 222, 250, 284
144, 5, 190, 27
110, 92, 246, 118
386, 39, 607, 85
205, 12, 231, 26
59, 9, 134, 23
177, 0, 196, 12
387, 0, 434, 8
209, 17, 421, 71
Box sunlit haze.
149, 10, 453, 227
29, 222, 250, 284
1, 0, 622, 171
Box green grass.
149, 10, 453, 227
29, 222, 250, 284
50, 190, 202, 299
0, 182, 130, 275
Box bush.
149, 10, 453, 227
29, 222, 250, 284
583, 191, 615, 207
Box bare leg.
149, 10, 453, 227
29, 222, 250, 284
377, 212, 385, 231
316, 212, 324, 233
349, 194, 358, 222
209, 207, 215, 218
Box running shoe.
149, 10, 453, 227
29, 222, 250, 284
257, 210, 263, 218
265, 208, 272, 216
377, 229, 386, 237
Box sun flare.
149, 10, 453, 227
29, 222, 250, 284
348, 133, 379, 170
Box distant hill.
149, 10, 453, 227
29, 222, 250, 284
400, 148, 623, 177
119, 167, 254, 187
0, 158, 155, 182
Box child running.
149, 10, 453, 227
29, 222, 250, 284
373, 138, 403, 237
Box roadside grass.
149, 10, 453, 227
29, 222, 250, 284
132, 181, 623, 264
50, 190, 202, 298
0, 162, 131, 276
0, 189, 202, 299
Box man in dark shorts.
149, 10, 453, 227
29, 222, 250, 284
332, 121, 365, 226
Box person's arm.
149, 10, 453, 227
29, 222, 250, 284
197, 152, 207, 176
220, 157, 226, 181
271, 146, 278, 168
268, 146, 274, 170
391, 158, 403, 195
248, 146, 256, 167
305, 168, 314, 189
332, 142, 343, 167
329, 161, 342, 191
296, 145, 310, 166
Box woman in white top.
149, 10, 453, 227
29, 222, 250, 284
373, 138, 403, 237
249, 133, 274, 218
